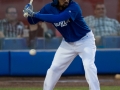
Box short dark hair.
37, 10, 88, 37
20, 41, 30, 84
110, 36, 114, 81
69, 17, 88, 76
6, 6, 17, 13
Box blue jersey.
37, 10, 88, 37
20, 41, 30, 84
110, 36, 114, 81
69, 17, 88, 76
28, 1, 91, 42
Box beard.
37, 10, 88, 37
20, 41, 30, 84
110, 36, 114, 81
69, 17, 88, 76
63, 2, 69, 8
59, 2, 69, 10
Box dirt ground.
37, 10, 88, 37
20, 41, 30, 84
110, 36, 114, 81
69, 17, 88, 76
0, 75, 120, 87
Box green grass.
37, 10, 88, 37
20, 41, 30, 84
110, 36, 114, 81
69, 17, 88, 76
0, 86, 120, 90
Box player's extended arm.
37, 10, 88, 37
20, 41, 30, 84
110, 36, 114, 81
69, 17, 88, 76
33, 11, 71, 23
25, 8, 71, 23
24, 4, 71, 23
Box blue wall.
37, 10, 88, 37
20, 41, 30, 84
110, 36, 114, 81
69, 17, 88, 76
0, 51, 9, 75
95, 50, 120, 74
0, 49, 120, 76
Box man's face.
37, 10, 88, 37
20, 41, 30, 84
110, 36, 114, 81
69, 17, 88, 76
58, 0, 70, 8
94, 4, 106, 18
6, 8, 18, 21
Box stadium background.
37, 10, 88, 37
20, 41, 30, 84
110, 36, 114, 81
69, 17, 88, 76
0, 0, 120, 27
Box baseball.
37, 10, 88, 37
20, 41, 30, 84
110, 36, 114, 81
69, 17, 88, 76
115, 74, 120, 79
29, 49, 36, 56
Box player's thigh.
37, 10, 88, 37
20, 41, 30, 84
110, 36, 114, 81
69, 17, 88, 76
79, 38, 96, 62
51, 40, 77, 69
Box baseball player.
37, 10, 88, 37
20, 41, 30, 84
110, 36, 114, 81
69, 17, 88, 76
23, 0, 100, 90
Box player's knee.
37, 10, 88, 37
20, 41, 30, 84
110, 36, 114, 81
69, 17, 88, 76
83, 62, 95, 70
50, 64, 65, 72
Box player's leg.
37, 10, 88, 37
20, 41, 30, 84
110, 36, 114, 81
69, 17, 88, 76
78, 32, 100, 90
43, 40, 77, 90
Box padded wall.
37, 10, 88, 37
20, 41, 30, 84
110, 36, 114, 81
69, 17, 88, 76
0, 51, 9, 75
10, 51, 84, 76
0, 49, 120, 76
95, 50, 120, 74
10, 51, 54, 76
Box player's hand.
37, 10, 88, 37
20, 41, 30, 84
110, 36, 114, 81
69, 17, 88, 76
23, 8, 35, 17
24, 3, 33, 11
23, 3, 34, 17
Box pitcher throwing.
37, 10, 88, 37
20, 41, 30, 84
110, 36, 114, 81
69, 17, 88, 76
23, 0, 100, 90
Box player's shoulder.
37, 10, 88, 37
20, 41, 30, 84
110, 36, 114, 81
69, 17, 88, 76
68, 1, 81, 10
70, 1, 80, 8
40, 3, 53, 13
43, 3, 53, 9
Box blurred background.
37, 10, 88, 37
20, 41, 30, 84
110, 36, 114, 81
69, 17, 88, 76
0, 0, 120, 49
0, 0, 120, 89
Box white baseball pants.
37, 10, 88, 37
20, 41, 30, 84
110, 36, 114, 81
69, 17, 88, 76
43, 31, 100, 90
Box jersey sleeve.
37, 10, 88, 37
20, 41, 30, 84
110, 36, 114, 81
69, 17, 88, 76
64, 3, 80, 21
34, 11, 71, 23
29, 2, 80, 23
